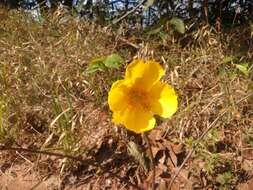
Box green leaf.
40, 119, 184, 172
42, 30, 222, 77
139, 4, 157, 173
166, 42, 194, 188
223, 56, 234, 64
104, 54, 123, 69
158, 31, 168, 42
86, 54, 123, 74
90, 57, 106, 65
86, 57, 106, 74
127, 141, 148, 172
236, 63, 249, 76
85, 63, 106, 74
228, 71, 237, 80
147, 26, 163, 35
169, 17, 185, 34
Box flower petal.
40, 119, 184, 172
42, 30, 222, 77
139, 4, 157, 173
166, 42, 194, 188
125, 60, 165, 90
112, 107, 156, 133
149, 81, 178, 118
108, 79, 129, 112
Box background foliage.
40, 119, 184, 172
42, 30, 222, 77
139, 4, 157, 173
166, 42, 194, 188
1, 0, 252, 28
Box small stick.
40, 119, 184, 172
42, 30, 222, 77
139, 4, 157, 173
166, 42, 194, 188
0, 145, 84, 162
168, 110, 227, 189
143, 132, 156, 190
0, 145, 142, 189
118, 37, 140, 49
111, 0, 146, 25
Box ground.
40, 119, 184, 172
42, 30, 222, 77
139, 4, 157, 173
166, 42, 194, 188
0, 7, 253, 190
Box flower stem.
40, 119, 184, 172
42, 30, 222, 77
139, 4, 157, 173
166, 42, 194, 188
143, 132, 155, 190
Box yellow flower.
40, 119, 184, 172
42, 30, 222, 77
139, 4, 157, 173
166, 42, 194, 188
108, 59, 178, 133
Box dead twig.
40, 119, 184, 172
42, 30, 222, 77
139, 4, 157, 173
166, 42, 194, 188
168, 110, 227, 189
0, 145, 143, 189
110, 0, 146, 25
118, 37, 140, 49
0, 145, 85, 162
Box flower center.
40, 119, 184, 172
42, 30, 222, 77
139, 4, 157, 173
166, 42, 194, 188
128, 89, 150, 110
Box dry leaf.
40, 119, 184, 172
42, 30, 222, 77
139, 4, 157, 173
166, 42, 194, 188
127, 141, 148, 172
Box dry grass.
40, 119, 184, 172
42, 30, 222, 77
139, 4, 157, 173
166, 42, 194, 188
0, 6, 252, 190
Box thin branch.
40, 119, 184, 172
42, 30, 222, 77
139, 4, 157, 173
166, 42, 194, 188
0, 144, 142, 189
111, 0, 146, 25
118, 37, 140, 49
168, 110, 227, 189
0, 145, 85, 162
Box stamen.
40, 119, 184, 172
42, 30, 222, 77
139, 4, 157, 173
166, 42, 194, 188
128, 90, 150, 110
